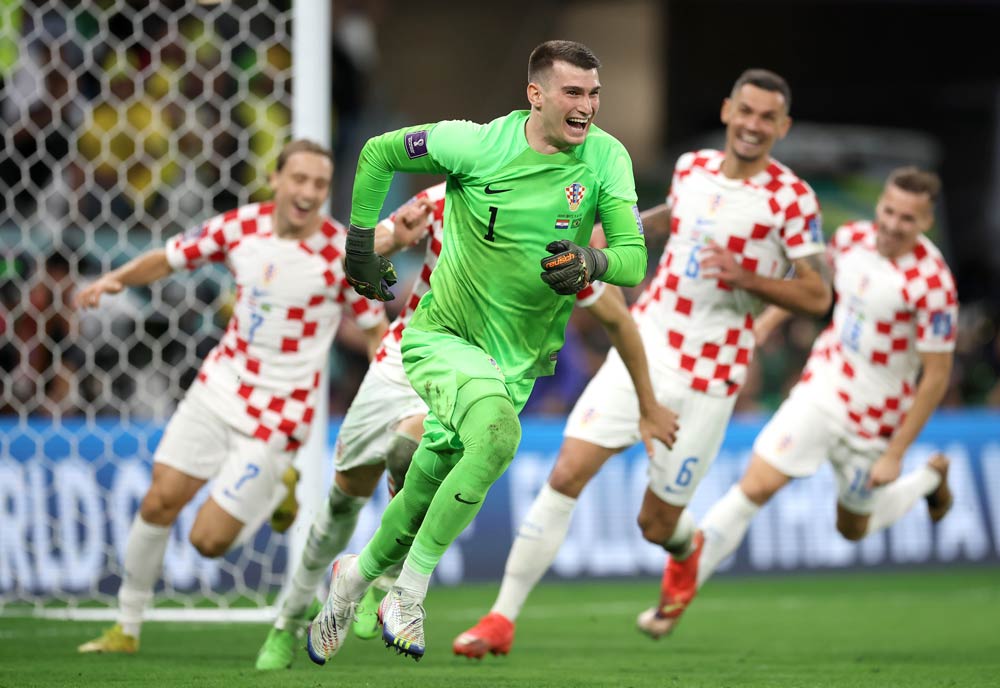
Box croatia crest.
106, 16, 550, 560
565, 182, 586, 211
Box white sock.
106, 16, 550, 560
373, 561, 404, 592
394, 560, 432, 601
491, 483, 577, 621
339, 555, 374, 601
697, 485, 760, 587
117, 515, 171, 638
276, 485, 368, 629
864, 465, 941, 535
664, 509, 696, 560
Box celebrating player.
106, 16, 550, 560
253, 186, 439, 671
76, 140, 388, 654
454, 68, 834, 657
256, 181, 677, 670
306, 39, 656, 663
651, 167, 957, 638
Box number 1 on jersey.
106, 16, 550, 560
484, 206, 498, 242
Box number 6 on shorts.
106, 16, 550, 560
675, 456, 698, 487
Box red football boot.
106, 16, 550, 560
452, 612, 515, 659
637, 530, 704, 639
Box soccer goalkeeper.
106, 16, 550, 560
306, 39, 650, 664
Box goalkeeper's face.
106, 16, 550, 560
269, 151, 334, 237
528, 60, 601, 152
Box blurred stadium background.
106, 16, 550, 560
1, 0, 998, 673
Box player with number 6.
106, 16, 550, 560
455, 68, 835, 656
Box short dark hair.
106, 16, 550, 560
528, 40, 601, 83
731, 68, 792, 112
276, 139, 334, 172
887, 166, 942, 202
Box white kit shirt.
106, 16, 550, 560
798, 221, 958, 442
165, 202, 385, 450
633, 149, 825, 397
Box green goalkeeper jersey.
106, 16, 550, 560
351, 110, 647, 380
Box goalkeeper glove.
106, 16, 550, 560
344, 224, 397, 301
539, 240, 608, 295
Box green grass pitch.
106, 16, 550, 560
2, 568, 997, 687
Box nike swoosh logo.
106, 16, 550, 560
454, 493, 481, 505
659, 602, 686, 616
484, 183, 512, 195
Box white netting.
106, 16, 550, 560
0, 0, 297, 613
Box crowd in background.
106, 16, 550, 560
2, 0, 999, 422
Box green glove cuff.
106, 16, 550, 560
346, 224, 375, 256
581, 246, 609, 281
345, 224, 396, 301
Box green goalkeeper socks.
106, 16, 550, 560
358, 395, 521, 579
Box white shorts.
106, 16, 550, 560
333, 364, 428, 473
154, 386, 294, 524
564, 347, 737, 506
753, 388, 885, 514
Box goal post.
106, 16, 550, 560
0, 0, 333, 620
284, 0, 332, 617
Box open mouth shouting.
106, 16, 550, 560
565, 115, 591, 141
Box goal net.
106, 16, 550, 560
0, 0, 302, 618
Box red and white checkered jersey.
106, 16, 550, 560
372, 183, 606, 386
371, 183, 446, 385
796, 221, 958, 442
632, 149, 824, 397
165, 202, 385, 450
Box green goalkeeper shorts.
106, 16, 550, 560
401, 325, 534, 453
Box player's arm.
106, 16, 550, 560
351, 127, 448, 229
597, 197, 647, 287
591, 203, 671, 247
868, 350, 953, 488
373, 197, 436, 257
753, 242, 838, 340
637, 202, 671, 237
362, 316, 390, 362
701, 248, 832, 317
587, 285, 678, 453
346, 126, 449, 301
594, 144, 648, 286
73, 248, 172, 309
754, 245, 838, 344
753, 306, 793, 346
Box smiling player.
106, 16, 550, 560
305, 39, 658, 664
455, 68, 836, 656
76, 140, 388, 654
663, 167, 958, 638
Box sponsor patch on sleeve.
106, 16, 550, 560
931, 311, 954, 337
183, 222, 207, 239
404, 130, 429, 159
632, 204, 644, 235
807, 216, 822, 243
